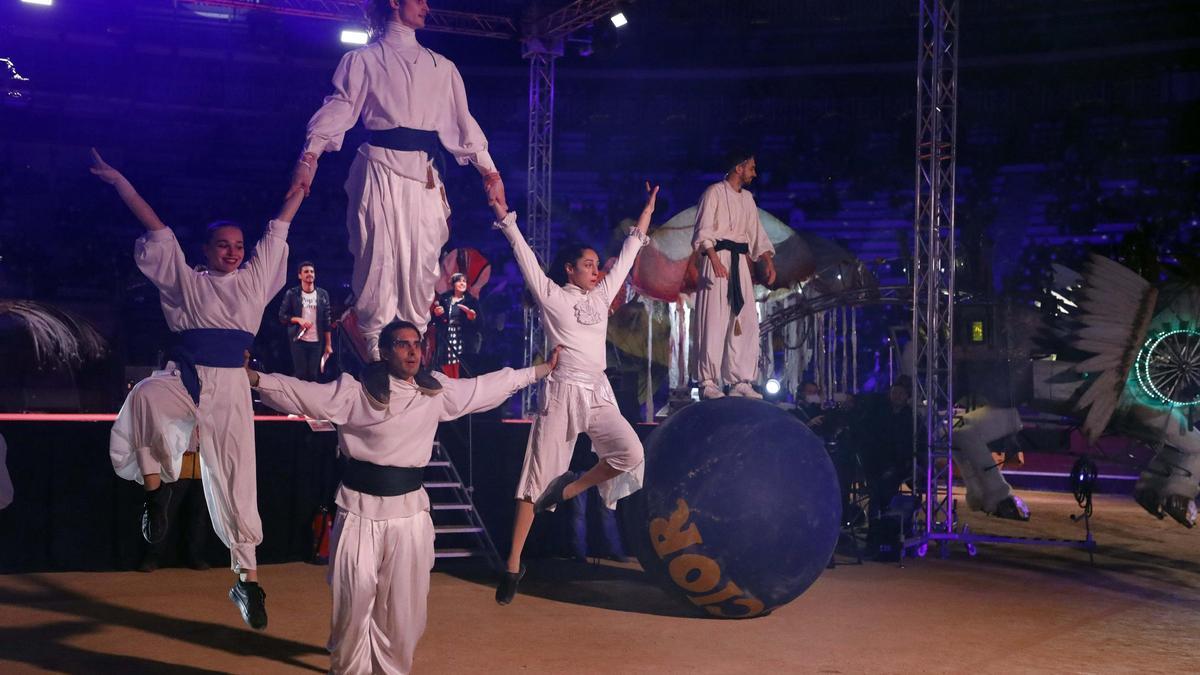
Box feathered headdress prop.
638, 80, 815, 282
1067, 255, 1157, 442
0, 300, 107, 369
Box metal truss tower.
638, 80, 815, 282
909, 0, 959, 554
517, 0, 621, 416
519, 35, 561, 416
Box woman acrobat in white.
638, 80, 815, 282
93, 149, 303, 630
492, 183, 659, 605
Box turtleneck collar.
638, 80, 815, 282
381, 20, 420, 49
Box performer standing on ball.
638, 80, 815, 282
692, 149, 776, 400
491, 183, 659, 605
288, 0, 506, 384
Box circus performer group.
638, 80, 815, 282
91, 2, 768, 672
76, 2, 1200, 673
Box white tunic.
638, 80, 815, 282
254, 367, 538, 520
111, 221, 290, 572
496, 212, 647, 375
136, 222, 291, 332
691, 181, 774, 260
304, 22, 496, 183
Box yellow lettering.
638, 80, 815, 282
704, 595, 766, 619
668, 553, 721, 594
649, 498, 703, 558
688, 580, 743, 607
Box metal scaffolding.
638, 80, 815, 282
516, 0, 622, 416
176, 1, 519, 39
520, 37, 560, 416
908, 0, 959, 556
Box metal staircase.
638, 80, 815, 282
426, 440, 502, 570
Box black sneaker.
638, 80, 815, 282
991, 495, 1030, 521
534, 471, 578, 514
137, 556, 159, 573
1163, 495, 1197, 529
495, 564, 526, 606
414, 368, 443, 396
229, 580, 268, 630
141, 486, 171, 544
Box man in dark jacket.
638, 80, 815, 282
278, 261, 332, 381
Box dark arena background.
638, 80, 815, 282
2, 1, 1200, 672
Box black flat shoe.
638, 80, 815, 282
229, 580, 268, 630
141, 486, 171, 544
534, 471, 578, 514
495, 564, 526, 606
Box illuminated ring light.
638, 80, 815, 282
1134, 328, 1200, 407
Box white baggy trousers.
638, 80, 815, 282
345, 149, 450, 359
1134, 406, 1200, 500
517, 373, 644, 510
327, 508, 435, 675
110, 366, 262, 572
952, 406, 1020, 513
695, 251, 760, 387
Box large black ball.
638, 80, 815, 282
620, 398, 840, 618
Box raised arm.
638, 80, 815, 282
440, 346, 560, 421
598, 183, 658, 297
276, 186, 305, 224
249, 370, 358, 424
492, 209, 556, 303
90, 148, 166, 232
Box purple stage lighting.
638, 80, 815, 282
22, 0, 54, 6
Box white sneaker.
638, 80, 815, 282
700, 382, 725, 400
730, 382, 763, 399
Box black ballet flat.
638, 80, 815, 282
495, 564, 526, 606
534, 471, 578, 513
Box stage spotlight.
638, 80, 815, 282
610, 12, 628, 28
340, 29, 369, 46
765, 378, 782, 396
22, 0, 53, 6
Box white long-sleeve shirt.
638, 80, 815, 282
255, 367, 537, 520
135, 222, 290, 332
304, 22, 496, 182
691, 180, 774, 260
498, 213, 648, 375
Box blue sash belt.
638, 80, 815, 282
368, 126, 446, 180
170, 328, 255, 405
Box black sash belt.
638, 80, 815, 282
368, 126, 445, 179
714, 239, 751, 315
341, 458, 424, 497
